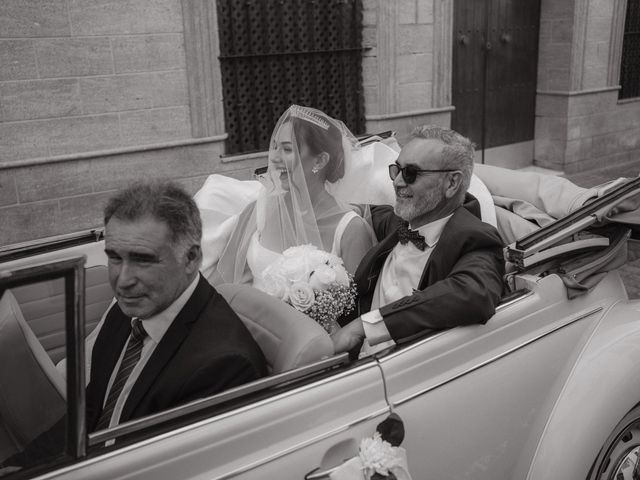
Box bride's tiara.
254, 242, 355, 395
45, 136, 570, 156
289, 105, 330, 130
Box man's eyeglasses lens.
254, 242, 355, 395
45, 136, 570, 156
388, 164, 457, 184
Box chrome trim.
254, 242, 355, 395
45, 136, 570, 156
495, 289, 534, 311
390, 306, 604, 407
90, 353, 349, 444
34, 359, 384, 480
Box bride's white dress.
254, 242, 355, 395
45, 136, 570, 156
247, 211, 360, 291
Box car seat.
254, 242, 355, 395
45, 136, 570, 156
216, 283, 334, 374
0, 290, 66, 462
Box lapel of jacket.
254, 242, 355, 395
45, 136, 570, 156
120, 275, 214, 421
86, 304, 131, 428
417, 206, 469, 289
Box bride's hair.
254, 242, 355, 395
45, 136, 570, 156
291, 116, 345, 183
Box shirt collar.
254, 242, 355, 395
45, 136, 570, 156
136, 275, 200, 344
411, 213, 453, 248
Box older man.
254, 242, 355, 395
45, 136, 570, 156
85, 180, 267, 431
333, 125, 505, 354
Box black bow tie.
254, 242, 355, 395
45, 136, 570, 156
397, 222, 427, 250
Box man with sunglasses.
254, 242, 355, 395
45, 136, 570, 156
332, 125, 505, 356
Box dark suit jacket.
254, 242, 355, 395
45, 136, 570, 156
342, 196, 505, 343
6, 275, 267, 467
85, 274, 267, 431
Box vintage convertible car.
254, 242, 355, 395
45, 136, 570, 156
1, 167, 640, 480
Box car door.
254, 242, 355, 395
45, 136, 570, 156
377, 273, 614, 479
0, 251, 391, 480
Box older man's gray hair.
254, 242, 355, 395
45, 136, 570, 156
104, 180, 202, 251
409, 125, 475, 204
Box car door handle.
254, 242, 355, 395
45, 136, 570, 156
305, 464, 341, 479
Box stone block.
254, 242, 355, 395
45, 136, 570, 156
363, 85, 379, 115
397, 53, 432, 84
58, 191, 113, 233
362, 0, 377, 26
44, 114, 121, 156
417, 0, 434, 24
535, 116, 568, 140
590, 0, 614, 18
398, 25, 433, 54
545, 68, 571, 91
568, 90, 618, 116
362, 26, 377, 50
79, 71, 188, 114
88, 142, 222, 193
68, 0, 182, 35
582, 66, 608, 90
0, 0, 70, 37
399, 0, 416, 25
112, 34, 185, 73
565, 137, 592, 162
0, 40, 37, 81
15, 160, 93, 203
398, 82, 432, 112
36, 38, 114, 78
535, 94, 568, 117
119, 107, 190, 147
0, 171, 17, 207
0, 121, 50, 162
0, 200, 61, 245
538, 43, 572, 70
362, 56, 378, 87
540, 0, 573, 21
587, 13, 613, 43
0, 79, 82, 121
551, 18, 573, 44
89, 148, 181, 192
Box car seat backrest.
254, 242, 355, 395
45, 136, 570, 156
216, 283, 334, 374
11, 265, 112, 363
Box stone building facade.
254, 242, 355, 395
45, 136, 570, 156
1, 0, 638, 245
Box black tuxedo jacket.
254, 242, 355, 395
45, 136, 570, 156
85, 274, 267, 432
343, 196, 505, 343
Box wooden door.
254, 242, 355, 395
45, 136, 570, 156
452, 0, 540, 151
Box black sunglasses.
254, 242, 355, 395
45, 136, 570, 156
388, 163, 458, 184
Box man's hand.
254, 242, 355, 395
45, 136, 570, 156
331, 318, 365, 354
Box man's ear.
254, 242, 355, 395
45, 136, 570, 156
444, 171, 464, 199
184, 244, 202, 273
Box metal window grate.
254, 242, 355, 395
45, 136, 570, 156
620, 0, 640, 99
216, 0, 365, 155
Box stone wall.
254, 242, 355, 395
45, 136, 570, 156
0, 0, 251, 246
361, 0, 453, 143
535, 0, 640, 173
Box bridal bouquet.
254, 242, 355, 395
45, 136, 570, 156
261, 244, 357, 333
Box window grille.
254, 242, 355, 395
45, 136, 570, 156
620, 0, 640, 99
216, 0, 365, 155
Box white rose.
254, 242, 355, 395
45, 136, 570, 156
332, 264, 350, 286
289, 282, 315, 312
309, 264, 337, 290
280, 256, 311, 283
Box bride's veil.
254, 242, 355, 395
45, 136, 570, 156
216, 105, 372, 283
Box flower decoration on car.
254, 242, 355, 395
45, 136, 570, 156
261, 244, 356, 333
329, 413, 413, 480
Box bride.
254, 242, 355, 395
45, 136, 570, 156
213, 105, 375, 288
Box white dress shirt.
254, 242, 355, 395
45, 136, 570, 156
57, 275, 200, 428
361, 214, 452, 354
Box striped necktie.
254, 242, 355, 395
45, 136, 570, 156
95, 318, 147, 431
